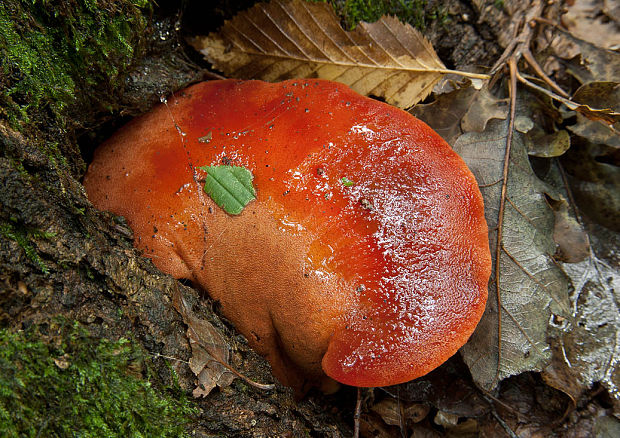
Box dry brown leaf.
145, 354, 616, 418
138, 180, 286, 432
172, 286, 234, 397
455, 118, 571, 390
411, 82, 507, 146
370, 398, 403, 428
190, 0, 486, 108
561, 0, 620, 50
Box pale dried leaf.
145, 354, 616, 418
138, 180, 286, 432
172, 287, 234, 397
190, 0, 448, 108
550, 29, 620, 84
561, 0, 620, 50
455, 118, 571, 390
370, 398, 402, 427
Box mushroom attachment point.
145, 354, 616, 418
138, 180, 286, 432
84, 79, 491, 393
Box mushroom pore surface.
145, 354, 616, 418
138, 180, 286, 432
84, 79, 491, 391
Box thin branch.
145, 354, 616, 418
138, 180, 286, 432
353, 387, 362, 438
493, 56, 519, 386
522, 47, 569, 98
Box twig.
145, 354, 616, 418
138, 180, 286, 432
492, 56, 519, 386
353, 387, 362, 438
521, 47, 569, 98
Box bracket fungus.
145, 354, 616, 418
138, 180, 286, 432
84, 79, 491, 392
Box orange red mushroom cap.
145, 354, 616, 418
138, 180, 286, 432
84, 79, 491, 391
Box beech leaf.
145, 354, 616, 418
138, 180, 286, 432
454, 118, 571, 390
199, 165, 256, 215
190, 0, 472, 108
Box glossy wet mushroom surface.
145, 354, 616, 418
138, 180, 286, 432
84, 79, 491, 392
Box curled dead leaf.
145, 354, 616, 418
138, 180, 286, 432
172, 285, 235, 397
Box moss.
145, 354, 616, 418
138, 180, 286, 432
0, 321, 196, 437
0, 220, 55, 274
0, 0, 151, 130
328, 0, 448, 30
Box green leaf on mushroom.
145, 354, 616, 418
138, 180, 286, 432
340, 176, 355, 187
198, 165, 256, 215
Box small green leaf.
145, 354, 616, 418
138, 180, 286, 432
198, 165, 256, 215
341, 176, 355, 187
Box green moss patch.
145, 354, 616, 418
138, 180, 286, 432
0, 0, 151, 128
328, 0, 448, 30
0, 321, 196, 437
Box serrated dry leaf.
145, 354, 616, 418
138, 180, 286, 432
191, 0, 454, 108
172, 286, 234, 397
454, 118, 571, 390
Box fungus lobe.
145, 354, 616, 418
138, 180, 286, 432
84, 79, 491, 391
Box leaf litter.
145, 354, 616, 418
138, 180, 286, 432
184, 0, 620, 433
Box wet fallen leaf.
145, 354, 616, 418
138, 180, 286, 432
454, 118, 571, 390
172, 286, 235, 397
560, 224, 620, 401
538, 159, 618, 404
190, 0, 486, 108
